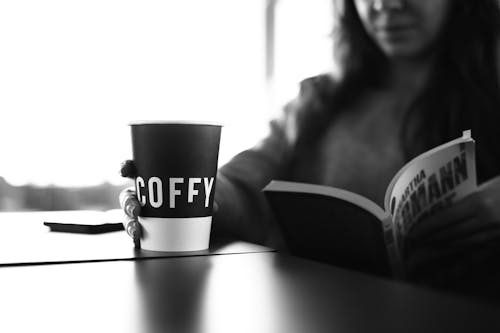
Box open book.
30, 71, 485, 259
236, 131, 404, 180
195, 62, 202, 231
263, 131, 476, 276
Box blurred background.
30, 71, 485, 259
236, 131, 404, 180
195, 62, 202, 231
0, 0, 333, 212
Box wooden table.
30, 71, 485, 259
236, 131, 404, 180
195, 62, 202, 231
1, 211, 499, 332
0, 211, 271, 266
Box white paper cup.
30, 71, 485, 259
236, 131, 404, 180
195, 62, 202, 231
129, 121, 221, 252
139, 216, 212, 252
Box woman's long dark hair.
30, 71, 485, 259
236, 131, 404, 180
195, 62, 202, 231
297, 0, 500, 183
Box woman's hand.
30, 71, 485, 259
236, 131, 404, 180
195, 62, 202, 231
405, 175, 500, 287
120, 160, 141, 248
119, 187, 142, 247
118, 159, 220, 248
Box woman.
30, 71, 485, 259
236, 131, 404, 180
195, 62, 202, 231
122, 0, 500, 297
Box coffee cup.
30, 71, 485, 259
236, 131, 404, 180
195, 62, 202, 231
129, 121, 222, 252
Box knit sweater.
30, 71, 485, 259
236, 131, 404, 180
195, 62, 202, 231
213, 75, 406, 248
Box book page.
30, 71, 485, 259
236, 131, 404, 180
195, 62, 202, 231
384, 131, 477, 254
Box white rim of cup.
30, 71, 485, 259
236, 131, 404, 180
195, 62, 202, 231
129, 120, 223, 126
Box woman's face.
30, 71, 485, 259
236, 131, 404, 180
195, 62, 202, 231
353, 0, 452, 60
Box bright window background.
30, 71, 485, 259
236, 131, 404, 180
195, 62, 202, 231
273, 0, 333, 108
0, 0, 332, 210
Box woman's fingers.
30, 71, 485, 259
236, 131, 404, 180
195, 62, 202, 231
124, 214, 141, 249
124, 195, 141, 218
405, 176, 500, 286
119, 160, 140, 247
409, 175, 500, 244
119, 187, 135, 208
124, 210, 140, 242
406, 221, 500, 278
119, 188, 141, 218
409, 193, 479, 240
120, 187, 142, 247
415, 217, 500, 245
124, 215, 140, 237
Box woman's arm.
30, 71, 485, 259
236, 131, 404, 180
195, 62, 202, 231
211, 74, 338, 247
212, 103, 298, 247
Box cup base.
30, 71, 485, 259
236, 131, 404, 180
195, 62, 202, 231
138, 216, 212, 252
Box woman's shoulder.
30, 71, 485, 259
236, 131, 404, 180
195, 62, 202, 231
275, 72, 342, 146
283, 72, 340, 118
298, 72, 340, 103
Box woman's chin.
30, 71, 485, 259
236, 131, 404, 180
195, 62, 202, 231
379, 42, 433, 62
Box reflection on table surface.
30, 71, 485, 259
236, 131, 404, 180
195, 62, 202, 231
0, 252, 499, 333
